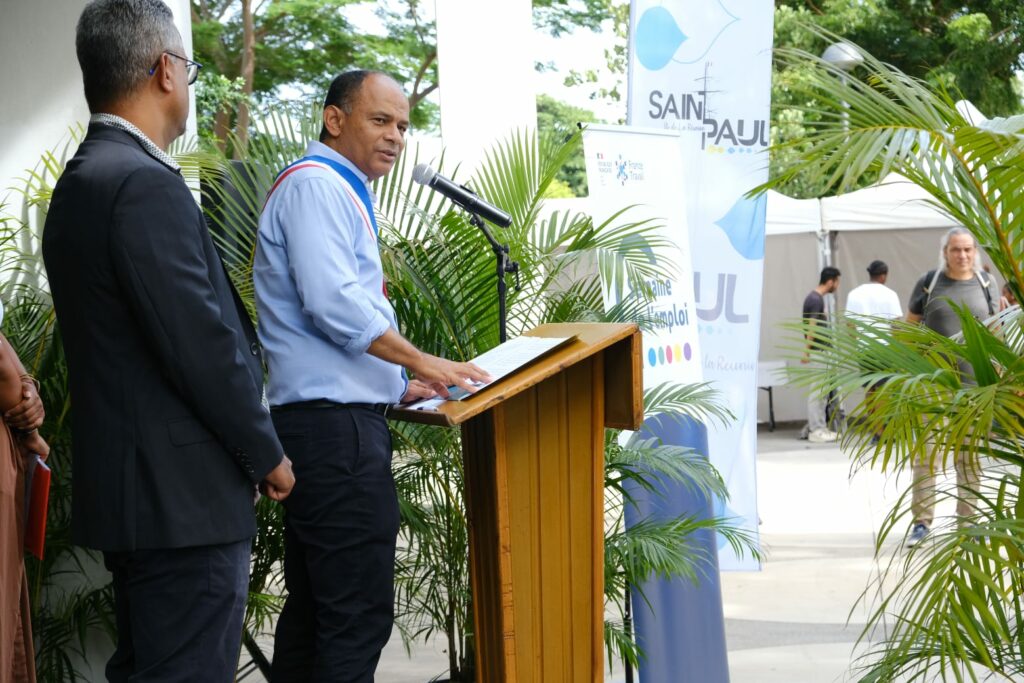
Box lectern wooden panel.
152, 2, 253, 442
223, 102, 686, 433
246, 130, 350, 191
390, 323, 642, 682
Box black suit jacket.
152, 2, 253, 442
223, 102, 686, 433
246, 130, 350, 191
43, 124, 283, 552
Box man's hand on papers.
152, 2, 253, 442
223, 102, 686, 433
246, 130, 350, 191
261, 455, 295, 502
411, 354, 492, 398
401, 379, 440, 403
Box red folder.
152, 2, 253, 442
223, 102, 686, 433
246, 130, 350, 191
24, 455, 50, 559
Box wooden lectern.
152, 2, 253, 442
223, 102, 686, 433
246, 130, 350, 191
390, 323, 643, 682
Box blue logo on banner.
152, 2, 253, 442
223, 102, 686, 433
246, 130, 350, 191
635, 1, 740, 70
713, 194, 766, 260
635, 7, 687, 71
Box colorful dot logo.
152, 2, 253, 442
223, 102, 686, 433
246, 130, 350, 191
647, 343, 692, 367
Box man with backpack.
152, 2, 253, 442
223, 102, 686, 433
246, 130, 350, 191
904, 227, 997, 547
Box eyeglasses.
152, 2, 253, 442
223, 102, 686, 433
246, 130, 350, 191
148, 51, 202, 86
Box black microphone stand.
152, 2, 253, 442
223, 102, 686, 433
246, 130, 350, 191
468, 213, 520, 343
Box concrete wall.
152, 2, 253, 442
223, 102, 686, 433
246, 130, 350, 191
0, 0, 196, 219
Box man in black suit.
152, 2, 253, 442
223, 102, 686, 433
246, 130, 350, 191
42, 1, 295, 680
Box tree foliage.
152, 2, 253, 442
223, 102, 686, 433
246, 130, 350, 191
548, 0, 630, 107
191, 0, 634, 150
776, 1, 1024, 117
190, 1, 1023, 192
772, 1, 1024, 197
535, 94, 597, 197
191, 0, 439, 150
533, 0, 621, 36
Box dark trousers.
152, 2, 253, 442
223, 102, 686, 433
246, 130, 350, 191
103, 539, 251, 682
270, 405, 399, 683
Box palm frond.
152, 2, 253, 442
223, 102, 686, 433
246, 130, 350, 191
757, 26, 1024, 302
642, 381, 734, 428
783, 309, 1024, 476
855, 473, 1024, 681
758, 30, 1024, 679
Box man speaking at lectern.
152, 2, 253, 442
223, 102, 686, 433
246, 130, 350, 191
254, 70, 489, 680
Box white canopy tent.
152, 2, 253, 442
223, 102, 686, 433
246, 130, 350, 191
765, 173, 961, 237
759, 173, 998, 425
765, 188, 822, 236
821, 175, 961, 233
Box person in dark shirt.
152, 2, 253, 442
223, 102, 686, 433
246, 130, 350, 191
801, 266, 841, 443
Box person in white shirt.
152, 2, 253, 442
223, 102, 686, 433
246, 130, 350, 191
844, 260, 902, 456
845, 260, 903, 328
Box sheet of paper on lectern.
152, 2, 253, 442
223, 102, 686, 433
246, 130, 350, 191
402, 335, 575, 411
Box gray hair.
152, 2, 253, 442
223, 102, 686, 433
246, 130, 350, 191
76, 0, 181, 112
938, 226, 981, 272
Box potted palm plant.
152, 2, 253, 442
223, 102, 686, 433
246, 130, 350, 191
760, 28, 1024, 681
0, 130, 118, 683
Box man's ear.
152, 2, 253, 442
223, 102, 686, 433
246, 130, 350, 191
323, 104, 345, 138
153, 53, 175, 94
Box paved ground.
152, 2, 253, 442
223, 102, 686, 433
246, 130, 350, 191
719, 427, 898, 683
248, 426, 966, 682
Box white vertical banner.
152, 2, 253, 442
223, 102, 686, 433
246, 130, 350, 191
582, 125, 702, 387
628, 0, 775, 571
585, 125, 730, 681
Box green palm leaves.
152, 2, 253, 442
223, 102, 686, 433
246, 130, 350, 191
764, 28, 1024, 681
759, 28, 1024, 299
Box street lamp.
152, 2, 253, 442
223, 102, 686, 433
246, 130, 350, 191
821, 41, 864, 131
821, 41, 864, 72
817, 42, 863, 318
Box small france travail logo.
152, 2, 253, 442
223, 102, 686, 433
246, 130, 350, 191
616, 157, 629, 185
595, 153, 644, 186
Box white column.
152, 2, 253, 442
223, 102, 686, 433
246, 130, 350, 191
0, 1, 91, 209
434, 0, 536, 177
0, 0, 197, 210
166, 0, 199, 145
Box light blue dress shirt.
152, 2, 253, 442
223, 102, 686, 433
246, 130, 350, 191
254, 141, 407, 406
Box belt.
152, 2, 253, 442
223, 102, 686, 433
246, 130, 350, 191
270, 399, 390, 416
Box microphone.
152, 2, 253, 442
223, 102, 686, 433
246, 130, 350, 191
411, 164, 512, 228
